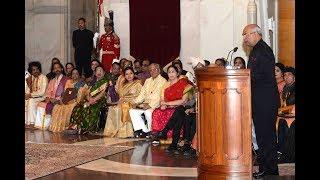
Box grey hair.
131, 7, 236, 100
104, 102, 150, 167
150, 63, 161, 71
252, 25, 262, 35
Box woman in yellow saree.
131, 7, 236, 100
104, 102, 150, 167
49, 68, 85, 132
103, 67, 142, 138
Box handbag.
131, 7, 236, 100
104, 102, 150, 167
62, 88, 77, 104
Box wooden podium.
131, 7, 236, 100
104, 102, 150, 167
195, 67, 252, 178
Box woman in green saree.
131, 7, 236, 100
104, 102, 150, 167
69, 65, 108, 134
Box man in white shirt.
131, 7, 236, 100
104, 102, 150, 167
25, 62, 48, 127
129, 63, 167, 137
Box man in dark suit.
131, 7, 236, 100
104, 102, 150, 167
243, 24, 280, 178
72, 17, 94, 76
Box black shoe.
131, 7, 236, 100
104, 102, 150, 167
253, 170, 278, 179
165, 144, 178, 153
277, 151, 285, 163
181, 143, 191, 152
183, 147, 196, 157
173, 149, 181, 156
157, 131, 168, 139
153, 131, 167, 141
139, 132, 147, 138
253, 171, 265, 179
134, 130, 148, 138
134, 130, 143, 138
145, 132, 152, 139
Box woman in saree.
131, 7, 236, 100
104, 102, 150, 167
151, 65, 193, 140
114, 60, 133, 92
49, 68, 85, 132
103, 67, 142, 138
69, 65, 109, 134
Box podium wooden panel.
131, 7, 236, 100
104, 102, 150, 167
195, 67, 252, 178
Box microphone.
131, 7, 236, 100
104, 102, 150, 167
230, 47, 238, 65
225, 47, 238, 67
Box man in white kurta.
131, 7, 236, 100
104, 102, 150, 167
25, 62, 48, 126
129, 63, 166, 135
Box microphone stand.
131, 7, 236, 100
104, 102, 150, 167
225, 49, 234, 66
225, 47, 238, 69
230, 50, 237, 66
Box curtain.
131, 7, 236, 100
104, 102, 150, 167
129, 0, 180, 67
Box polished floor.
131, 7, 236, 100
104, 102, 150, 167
25, 129, 295, 180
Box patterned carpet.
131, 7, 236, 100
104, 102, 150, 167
25, 142, 134, 180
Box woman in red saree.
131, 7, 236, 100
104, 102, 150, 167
151, 65, 192, 139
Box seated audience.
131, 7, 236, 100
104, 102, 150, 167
84, 59, 102, 86
133, 60, 142, 74
103, 67, 142, 138
182, 101, 197, 156
185, 60, 206, 151
278, 106, 295, 163
84, 69, 95, 86
49, 68, 85, 132
136, 58, 151, 83
97, 62, 121, 130
281, 67, 295, 107
172, 60, 194, 83
119, 58, 128, 70
69, 66, 109, 134
142, 58, 151, 68
187, 57, 206, 84
233, 57, 246, 69
129, 63, 167, 138
155, 89, 196, 155
277, 66, 295, 163
25, 61, 48, 127
275, 62, 286, 98
124, 60, 133, 68
105, 62, 121, 102
34, 62, 68, 130
65, 62, 75, 78
46, 57, 61, 81
91, 59, 102, 72
114, 59, 133, 91
215, 58, 226, 67
151, 65, 192, 142
204, 60, 210, 66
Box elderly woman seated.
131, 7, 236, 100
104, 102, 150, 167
68, 65, 109, 134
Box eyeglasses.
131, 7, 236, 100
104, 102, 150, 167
242, 31, 256, 37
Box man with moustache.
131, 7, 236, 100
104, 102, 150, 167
25, 61, 48, 127
34, 62, 69, 130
